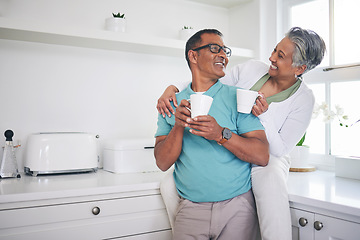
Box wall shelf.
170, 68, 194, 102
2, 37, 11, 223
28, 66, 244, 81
0, 17, 254, 61
186, 0, 251, 8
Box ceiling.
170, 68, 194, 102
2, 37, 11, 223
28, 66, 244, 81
187, 0, 251, 8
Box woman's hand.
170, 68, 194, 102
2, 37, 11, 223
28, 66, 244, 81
252, 92, 268, 117
157, 85, 179, 118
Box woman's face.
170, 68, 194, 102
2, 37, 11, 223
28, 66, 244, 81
268, 37, 302, 80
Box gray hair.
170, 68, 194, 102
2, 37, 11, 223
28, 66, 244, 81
286, 27, 326, 76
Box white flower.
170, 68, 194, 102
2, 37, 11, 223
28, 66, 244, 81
312, 102, 348, 126
335, 104, 344, 116
319, 102, 328, 111
312, 103, 321, 119
322, 110, 335, 123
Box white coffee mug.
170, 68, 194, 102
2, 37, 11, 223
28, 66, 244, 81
236, 89, 261, 114
190, 94, 213, 118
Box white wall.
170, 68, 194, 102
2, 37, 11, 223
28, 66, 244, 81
0, 0, 277, 170
228, 0, 279, 62
0, 39, 184, 138
258, 0, 280, 62
228, 0, 260, 56
0, 0, 233, 170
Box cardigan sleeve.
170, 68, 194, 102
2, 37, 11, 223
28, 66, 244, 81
221, 60, 269, 89
173, 80, 190, 92
258, 86, 315, 157
176, 60, 269, 90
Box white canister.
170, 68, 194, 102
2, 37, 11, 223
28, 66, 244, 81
103, 138, 159, 173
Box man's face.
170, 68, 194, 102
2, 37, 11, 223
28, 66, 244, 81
192, 33, 229, 80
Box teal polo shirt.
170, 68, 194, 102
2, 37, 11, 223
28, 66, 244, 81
155, 81, 264, 202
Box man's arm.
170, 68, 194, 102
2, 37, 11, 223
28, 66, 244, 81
154, 99, 192, 171
221, 130, 269, 166
154, 127, 183, 171
188, 116, 269, 166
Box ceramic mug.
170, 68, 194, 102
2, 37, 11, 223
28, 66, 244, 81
236, 89, 261, 114
189, 94, 213, 118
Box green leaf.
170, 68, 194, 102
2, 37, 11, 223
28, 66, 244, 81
296, 133, 306, 146
112, 12, 125, 18
182, 26, 193, 30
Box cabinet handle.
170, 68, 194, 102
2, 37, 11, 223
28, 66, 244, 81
314, 221, 323, 231
92, 206, 100, 215
299, 217, 308, 227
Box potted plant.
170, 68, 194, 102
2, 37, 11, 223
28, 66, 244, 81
179, 26, 195, 40
290, 102, 349, 172
289, 133, 313, 171
112, 12, 125, 18
105, 12, 126, 32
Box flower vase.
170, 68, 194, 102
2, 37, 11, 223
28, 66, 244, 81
289, 146, 316, 172
105, 18, 126, 32
179, 28, 195, 41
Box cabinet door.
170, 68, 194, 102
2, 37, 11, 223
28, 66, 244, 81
110, 230, 172, 240
0, 194, 166, 229
0, 194, 171, 240
291, 208, 314, 240
314, 214, 360, 240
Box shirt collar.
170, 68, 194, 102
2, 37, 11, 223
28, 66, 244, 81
184, 80, 223, 98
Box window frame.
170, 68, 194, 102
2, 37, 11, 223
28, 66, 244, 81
281, 0, 360, 169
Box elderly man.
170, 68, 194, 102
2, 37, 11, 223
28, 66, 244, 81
154, 29, 269, 240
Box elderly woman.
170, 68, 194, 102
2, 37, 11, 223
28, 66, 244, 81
157, 27, 326, 239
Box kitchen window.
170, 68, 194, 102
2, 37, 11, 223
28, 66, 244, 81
282, 0, 360, 158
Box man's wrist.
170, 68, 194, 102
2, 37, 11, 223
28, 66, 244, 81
217, 128, 232, 145
217, 128, 224, 142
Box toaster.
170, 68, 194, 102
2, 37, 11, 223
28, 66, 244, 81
24, 132, 99, 176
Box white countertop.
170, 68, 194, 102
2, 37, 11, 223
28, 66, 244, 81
0, 170, 167, 205
288, 171, 360, 218
0, 170, 359, 220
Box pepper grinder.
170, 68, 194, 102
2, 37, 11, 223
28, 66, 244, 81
0, 130, 21, 178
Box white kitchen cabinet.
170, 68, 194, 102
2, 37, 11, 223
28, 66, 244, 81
0, 17, 253, 62
112, 230, 172, 240
0, 195, 171, 240
0, 171, 171, 240
291, 208, 314, 240
2, 170, 360, 240
288, 171, 360, 240
291, 207, 360, 240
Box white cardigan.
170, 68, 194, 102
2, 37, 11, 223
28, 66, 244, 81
222, 59, 315, 157
175, 59, 315, 157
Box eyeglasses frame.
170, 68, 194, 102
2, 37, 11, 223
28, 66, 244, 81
191, 43, 232, 57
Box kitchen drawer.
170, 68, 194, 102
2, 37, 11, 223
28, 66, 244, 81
0, 194, 165, 229
111, 229, 172, 240
0, 209, 171, 240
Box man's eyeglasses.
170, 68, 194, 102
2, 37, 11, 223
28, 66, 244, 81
192, 44, 232, 57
